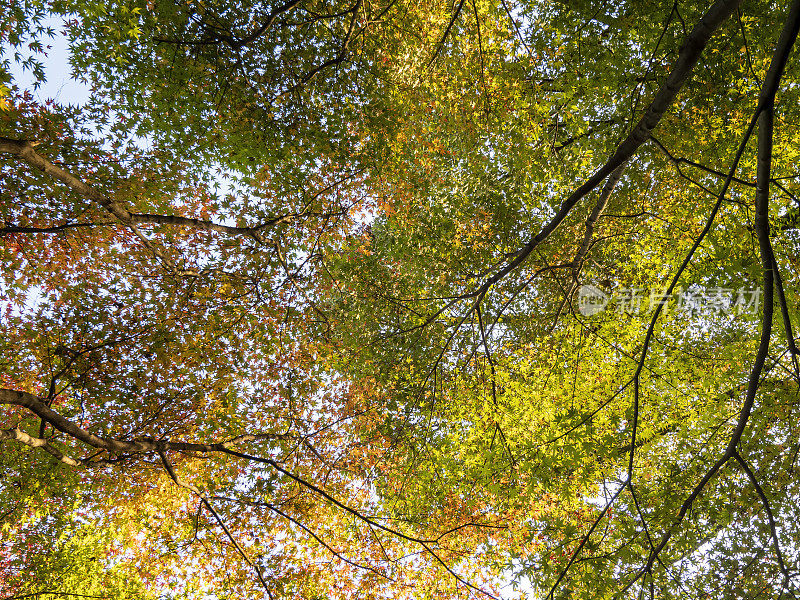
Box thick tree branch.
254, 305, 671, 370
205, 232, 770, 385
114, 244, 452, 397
0, 387, 496, 598
0, 138, 179, 271
0, 138, 299, 244
130, 212, 294, 235
551, 161, 627, 327
475, 0, 742, 298
0, 388, 290, 456
0, 221, 114, 234
0, 427, 81, 466
618, 0, 800, 591
545, 3, 800, 595
427, 0, 467, 68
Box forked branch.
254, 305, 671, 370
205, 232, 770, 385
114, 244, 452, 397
0, 387, 498, 599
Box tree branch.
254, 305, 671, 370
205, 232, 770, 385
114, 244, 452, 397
619, 0, 800, 590
0, 388, 291, 456
473, 0, 743, 299
158, 451, 275, 599
0, 138, 179, 271
0, 137, 305, 243
0, 386, 496, 598
550, 161, 627, 328
0, 427, 81, 466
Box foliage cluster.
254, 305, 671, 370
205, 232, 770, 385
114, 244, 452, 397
3, 0, 800, 598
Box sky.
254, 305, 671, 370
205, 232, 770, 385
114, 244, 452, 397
4, 15, 90, 106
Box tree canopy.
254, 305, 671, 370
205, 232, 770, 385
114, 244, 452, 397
3, 0, 800, 598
